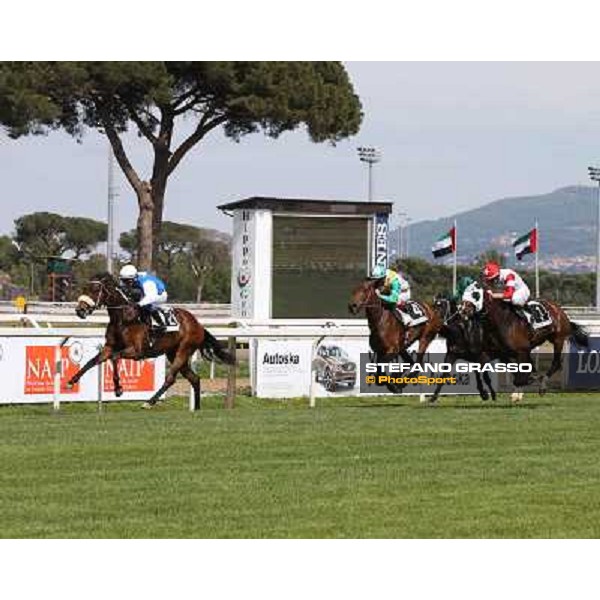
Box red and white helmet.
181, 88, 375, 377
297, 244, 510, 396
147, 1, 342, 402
482, 261, 500, 281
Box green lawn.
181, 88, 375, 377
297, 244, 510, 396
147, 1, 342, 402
2, 393, 600, 538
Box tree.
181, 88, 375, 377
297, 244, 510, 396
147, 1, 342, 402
13, 212, 107, 259
0, 62, 363, 269
64, 216, 108, 259
0, 235, 21, 272
119, 221, 231, 302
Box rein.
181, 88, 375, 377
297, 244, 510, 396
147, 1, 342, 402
444, 310, 460, 325
87, 279, 133, 310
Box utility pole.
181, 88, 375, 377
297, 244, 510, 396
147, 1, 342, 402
107, 144, 118, 274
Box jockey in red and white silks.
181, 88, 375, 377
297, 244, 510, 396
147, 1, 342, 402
482, 261, 530, 307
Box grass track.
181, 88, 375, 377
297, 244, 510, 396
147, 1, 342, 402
1, 393, 600, 538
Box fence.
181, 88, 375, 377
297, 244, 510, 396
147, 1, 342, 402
0, 310, 599, 411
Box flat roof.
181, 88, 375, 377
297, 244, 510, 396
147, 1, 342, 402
217, 196, 393, 215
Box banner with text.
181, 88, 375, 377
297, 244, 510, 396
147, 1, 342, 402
0, 336, 165, 404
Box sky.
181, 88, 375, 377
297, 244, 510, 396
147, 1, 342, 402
2, 61, 600, 238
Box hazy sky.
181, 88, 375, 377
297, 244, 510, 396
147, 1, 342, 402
1, 61, 600, 238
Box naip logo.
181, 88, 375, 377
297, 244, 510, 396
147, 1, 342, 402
24, 346, 80, 394
103, 359, 155, 393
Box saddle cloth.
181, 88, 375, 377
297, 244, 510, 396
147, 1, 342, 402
156, 307, 180, 332
524, 301, 552, 330
396, 301, 428, 327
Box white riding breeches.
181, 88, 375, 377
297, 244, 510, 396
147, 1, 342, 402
139, 290, 168, 309
507, 287, 530, 307
398, 290, 411, 305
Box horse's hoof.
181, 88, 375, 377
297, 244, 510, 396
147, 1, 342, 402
115, 388, 123, 398
141, 401, 154, 410
481, 391, 489, 401
510, 392, 524, 403
65, 381, 74, 390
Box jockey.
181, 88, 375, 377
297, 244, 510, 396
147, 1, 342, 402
453, 275, 476, 304
119, 264, 168, 331
482, 261, 530, 319
371, 264, 411, 320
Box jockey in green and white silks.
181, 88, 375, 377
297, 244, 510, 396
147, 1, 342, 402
454, 275, 476, 304
371, 265, 411, 306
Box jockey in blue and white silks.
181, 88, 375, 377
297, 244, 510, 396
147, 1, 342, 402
119, 264, 168, 329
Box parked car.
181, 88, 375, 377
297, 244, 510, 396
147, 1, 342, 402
313, 344, 357, 392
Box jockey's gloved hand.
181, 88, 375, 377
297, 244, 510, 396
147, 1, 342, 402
375, 289, 382, 297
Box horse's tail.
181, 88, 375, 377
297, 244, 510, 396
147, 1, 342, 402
569, 319, 589, 348
199, 329, 236, 365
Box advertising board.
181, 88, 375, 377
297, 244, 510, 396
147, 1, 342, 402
0, 336, 165, 404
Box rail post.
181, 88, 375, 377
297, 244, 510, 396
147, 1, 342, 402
97, 343, 104, 413
225, 336, 236, 409
189, 350, 199, 412
53, 337, 70, 411
53, 344, 62, 411
309, 335, 326, 408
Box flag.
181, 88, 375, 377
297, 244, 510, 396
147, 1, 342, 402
513, 228, 538, 260
432, 227, 456, 258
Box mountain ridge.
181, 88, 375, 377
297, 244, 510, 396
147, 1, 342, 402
396, 185, 598, 272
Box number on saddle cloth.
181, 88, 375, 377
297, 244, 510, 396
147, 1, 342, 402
160, 307, 179, 329
396, 301, 428, 327
525, 301, 552, 329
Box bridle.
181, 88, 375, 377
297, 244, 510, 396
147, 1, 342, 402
352, 282, 383, 311
434, 296, 459, 325
78, 278, 132, 314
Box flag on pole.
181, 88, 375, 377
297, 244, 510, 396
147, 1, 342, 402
432, 227, 456, 258
513, 228, 538, 260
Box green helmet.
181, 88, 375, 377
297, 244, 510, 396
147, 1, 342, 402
370, 265, 387, 279
455, 275, 476, 297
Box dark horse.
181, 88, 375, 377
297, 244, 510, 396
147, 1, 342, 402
430, 295, 497, 402
348, 278, 443, 393
460, 282, 588, 394
67, 273, 235, 408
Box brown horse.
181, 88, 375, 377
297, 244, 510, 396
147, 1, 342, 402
348, 278, 443, 392
67, 273, 235, 408
460, 282, 588, 393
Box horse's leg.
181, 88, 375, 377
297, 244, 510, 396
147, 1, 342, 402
482, 370, 496, 401
429, 352, 455, 403
180, 361, 201, 410
66, 345, 113, 388
142, 348, 188, 408
375, 351, 405, 395
474, 371, 489, 401
540, 337, 565, 396
111, 357, 123, 398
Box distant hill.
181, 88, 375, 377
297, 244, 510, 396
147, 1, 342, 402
395, 186, 598, 272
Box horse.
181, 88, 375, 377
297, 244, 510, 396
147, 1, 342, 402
67, 273, 235, 408
348, 278, 443, 393
430, 294, 497, 403
460, 281, 588, 394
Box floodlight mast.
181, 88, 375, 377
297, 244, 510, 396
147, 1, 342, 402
588, 166, 600, 309
357, 146, 382, 202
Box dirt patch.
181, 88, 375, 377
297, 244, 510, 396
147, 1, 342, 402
168, 377, 250, 396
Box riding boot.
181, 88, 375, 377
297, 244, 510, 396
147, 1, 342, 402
151, 308, 167, 335
393, 307, 410, 326
139, 307, 155, 347
514, 307, 528, 323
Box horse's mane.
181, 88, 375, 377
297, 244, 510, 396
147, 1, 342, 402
92, 272, 118, 285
